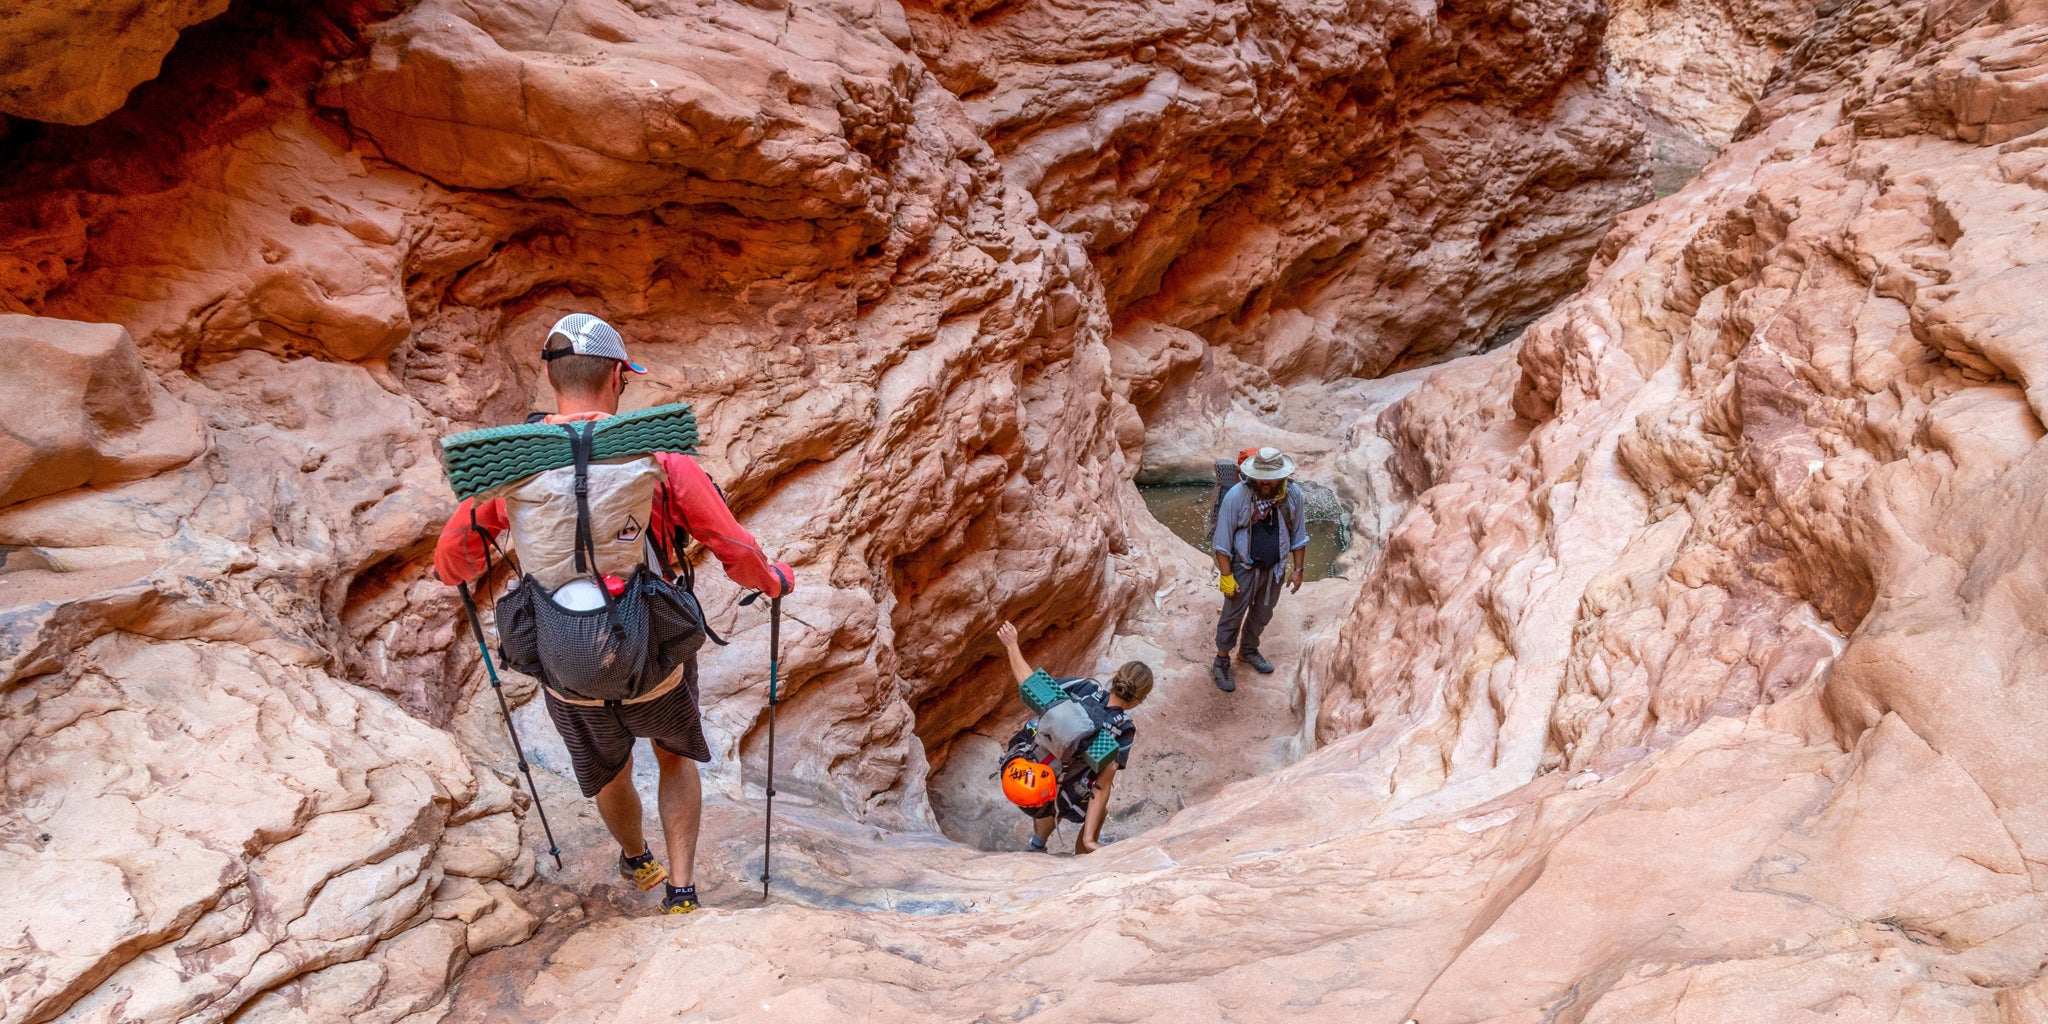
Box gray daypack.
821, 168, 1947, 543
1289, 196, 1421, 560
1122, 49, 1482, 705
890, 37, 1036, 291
1010, 672, 1126, 778
1031, 698, 1110, 775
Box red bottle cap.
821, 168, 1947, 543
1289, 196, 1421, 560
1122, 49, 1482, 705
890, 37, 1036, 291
602, 575, 625, 596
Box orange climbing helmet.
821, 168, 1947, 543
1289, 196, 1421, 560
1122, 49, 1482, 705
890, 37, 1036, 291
1001, 756, 1057, 808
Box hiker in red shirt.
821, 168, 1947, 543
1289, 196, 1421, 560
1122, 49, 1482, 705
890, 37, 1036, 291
435, 314, 793, 915
436, 453, 786, 594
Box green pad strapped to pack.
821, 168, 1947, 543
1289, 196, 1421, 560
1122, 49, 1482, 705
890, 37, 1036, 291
1019, 669, 1065, 714
439, 403, 699, 500
1081, 730, 1120, 771
1018, 669, 1123, 772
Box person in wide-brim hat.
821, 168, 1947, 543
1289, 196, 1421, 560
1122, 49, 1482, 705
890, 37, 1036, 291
1208, 446, 1308, 692
1237, 447, 1296, 480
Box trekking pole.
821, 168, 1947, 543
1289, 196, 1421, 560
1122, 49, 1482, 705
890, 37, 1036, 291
457, 582, 564, 871
762, 592, 782, 899
741, 580, 785, 900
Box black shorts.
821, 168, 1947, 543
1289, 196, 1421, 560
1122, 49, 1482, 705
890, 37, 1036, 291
543, 660, 709, 797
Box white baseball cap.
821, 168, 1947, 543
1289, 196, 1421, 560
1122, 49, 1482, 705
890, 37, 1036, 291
543, 313, 646, 373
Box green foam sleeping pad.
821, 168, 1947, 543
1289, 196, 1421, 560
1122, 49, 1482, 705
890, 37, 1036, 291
1082, 730, 1120, 771
1019, 669, 1122, 771
1019, 669, 1065, 714
439, 403, 698, 500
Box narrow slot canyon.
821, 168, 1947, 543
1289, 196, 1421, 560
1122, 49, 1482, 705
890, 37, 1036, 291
8, 0, 2048, 1021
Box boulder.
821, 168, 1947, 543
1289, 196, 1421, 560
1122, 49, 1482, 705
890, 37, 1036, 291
0, 315, 205, 509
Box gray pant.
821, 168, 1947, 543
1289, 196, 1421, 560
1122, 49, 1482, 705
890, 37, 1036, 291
1215, 564, 1284, 654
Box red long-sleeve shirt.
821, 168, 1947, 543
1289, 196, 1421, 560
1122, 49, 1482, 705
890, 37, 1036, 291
434, 448, 792, 596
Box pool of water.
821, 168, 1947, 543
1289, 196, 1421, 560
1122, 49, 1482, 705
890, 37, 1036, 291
1139, 483, 1349, 581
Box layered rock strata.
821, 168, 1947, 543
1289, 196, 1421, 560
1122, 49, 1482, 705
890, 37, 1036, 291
0, 0, 1647, 1020
1315, 0, 2048, 813
1603, 0, 1817, 201
1605, 0, 1819, 146
467, 0, 2048, 1018
911, 0, 1648, 390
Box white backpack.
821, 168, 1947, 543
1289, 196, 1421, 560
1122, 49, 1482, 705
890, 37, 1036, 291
499, 456, 664, 590
486, 424, 715, 702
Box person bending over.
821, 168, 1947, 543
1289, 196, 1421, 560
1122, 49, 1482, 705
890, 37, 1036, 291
995, 620, 1153, 854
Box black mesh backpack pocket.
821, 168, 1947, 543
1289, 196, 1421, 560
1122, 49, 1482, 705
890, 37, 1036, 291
526, 577, 651, 702
484, 422, 723, 703
638, 572, 710, 682
494, 582, 544, 680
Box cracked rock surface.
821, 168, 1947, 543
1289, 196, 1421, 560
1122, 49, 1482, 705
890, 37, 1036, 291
468, 0, 2048, 1018
30, 0, 2041, 1019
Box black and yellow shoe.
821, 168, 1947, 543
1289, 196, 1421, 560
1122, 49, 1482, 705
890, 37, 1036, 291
618, 848, 668, 891
661, 885, 700, 915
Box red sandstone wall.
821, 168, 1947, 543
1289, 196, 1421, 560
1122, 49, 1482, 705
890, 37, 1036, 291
0, 0, 1648, 1018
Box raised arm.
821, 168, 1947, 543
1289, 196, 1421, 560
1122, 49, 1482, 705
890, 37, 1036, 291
994, 621, 1035, 686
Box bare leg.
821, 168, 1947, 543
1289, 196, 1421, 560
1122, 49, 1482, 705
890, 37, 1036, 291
653, 746, 702, 887
592, 755, 649, 858
1033, 815, 1056, 843
1076, 764, 1116, 854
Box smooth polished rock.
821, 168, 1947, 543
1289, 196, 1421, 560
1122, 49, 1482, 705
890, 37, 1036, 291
15, 0, 2041, 1019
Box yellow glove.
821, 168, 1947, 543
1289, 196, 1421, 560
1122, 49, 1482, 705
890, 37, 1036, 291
1218, 573, 1239, 597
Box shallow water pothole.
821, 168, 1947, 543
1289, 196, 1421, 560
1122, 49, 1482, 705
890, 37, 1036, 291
1139, 481, 1350, 581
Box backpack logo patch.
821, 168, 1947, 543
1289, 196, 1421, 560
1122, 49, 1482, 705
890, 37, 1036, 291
616, 515, 643, 544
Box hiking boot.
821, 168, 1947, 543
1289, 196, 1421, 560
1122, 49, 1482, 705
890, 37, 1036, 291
1239, 649, 1275, 675
1211, 655, 1236, 692
661, 885, 700, 915
618, 848, 668, 891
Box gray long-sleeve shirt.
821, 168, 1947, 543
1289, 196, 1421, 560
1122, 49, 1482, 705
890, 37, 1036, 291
1212, 481, 1308, 579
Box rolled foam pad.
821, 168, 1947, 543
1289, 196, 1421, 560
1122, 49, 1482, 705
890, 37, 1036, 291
439, 403, 698, 500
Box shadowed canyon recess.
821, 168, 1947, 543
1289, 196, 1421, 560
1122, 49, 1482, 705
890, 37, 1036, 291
6, 0, 2048, 1021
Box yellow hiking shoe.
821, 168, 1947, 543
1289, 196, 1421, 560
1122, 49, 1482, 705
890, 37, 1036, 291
661, 886, 700, 915
618, 849, 668, 891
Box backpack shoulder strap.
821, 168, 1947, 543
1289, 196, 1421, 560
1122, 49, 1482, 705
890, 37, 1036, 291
1081, 692, 1120, 729
1077, 698, 1127, 773
567, 421, 597, 577
564, 422, 626, 627
1103, 704, 1132, 734
652, 480, 697, 592
648, 478, 729, 647
466, 503, 519, 599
